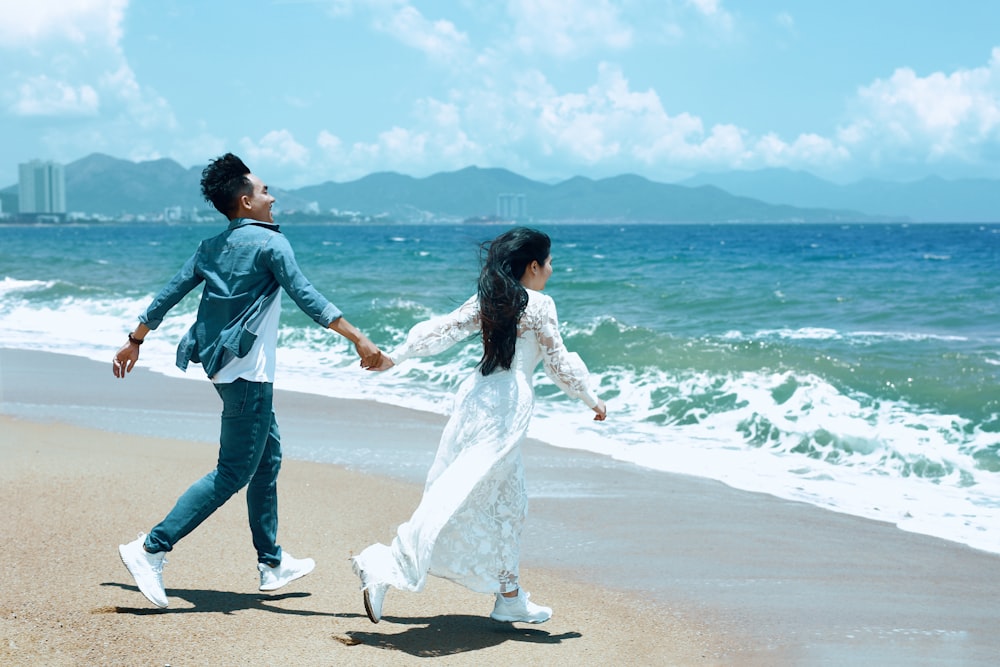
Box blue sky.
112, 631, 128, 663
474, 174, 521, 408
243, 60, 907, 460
3, 0, 999, 189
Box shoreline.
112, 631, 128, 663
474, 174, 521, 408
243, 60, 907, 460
3, 347, 1000, 664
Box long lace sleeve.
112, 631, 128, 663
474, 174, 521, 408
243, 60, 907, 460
533, 293, 599, 408
391, 295, 481, 364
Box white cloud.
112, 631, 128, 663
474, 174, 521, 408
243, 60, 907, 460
10, 75, 100, 116
488, 62, 858, 177
413, 98, 482, 161
317, 130, 343, 155
32, 2, 979, 188
318, 0, 356, 18
687, 0, 719, 11
685, 0, 733, 32
324, 0, 471, 61
697, 124, 749, 162
775, 11, 795, 34
640, 121, 749, 165
754, 132, 848, 167
239, 130, 311, 169
301, 42, 984, 185
305, 61, 851, 182
314, 98, 484, 181
523, 64, 743, 169
379, 126, 428, 160
1, 0, 175, 132
172, 130, 227, 169
838, 47, 1000, 168
0, 0, 128, 48
373, 4, 470, 60
100, 65, 177, 130
506, 0, 633, 58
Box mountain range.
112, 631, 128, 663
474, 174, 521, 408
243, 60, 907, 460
680, 169, 999, 223
2, 152, 997, 222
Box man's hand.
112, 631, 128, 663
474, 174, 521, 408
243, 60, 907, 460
113, 342, 139, 378
328, 316, 383, 369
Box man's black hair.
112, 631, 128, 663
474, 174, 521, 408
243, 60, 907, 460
200, 153, 253, 217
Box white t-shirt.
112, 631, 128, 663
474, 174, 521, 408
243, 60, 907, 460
211, 291, 282, 384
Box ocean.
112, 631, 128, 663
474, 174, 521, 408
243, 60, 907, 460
1, 220, 998, 555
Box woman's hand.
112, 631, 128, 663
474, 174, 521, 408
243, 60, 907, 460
366, 353, 395, 372
592, 399, 607, 421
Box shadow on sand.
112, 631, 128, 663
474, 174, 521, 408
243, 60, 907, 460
334, 612, 583, 657
97, 581, 339, 617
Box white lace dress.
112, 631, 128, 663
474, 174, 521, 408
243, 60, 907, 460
353, 289, 599, 595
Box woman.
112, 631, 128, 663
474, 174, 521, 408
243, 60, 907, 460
353, 227, 607, 624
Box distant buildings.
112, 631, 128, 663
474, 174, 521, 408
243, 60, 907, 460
0, 191, 16, 218
496, 193, 527, 221
19, 160, 66, 214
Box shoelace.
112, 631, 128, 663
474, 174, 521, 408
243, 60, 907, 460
150, 556, 167, 575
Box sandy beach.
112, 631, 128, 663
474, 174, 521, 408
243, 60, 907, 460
2, 348, 999, 666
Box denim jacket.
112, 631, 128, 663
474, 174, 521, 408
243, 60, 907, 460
139, 218, 342, 378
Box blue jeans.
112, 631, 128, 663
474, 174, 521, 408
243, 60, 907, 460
145, 380, 283, 566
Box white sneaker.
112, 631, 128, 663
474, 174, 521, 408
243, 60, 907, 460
352, 558, 389, 624
258, 551, 315, 591
118, 533, 168, 608
490, 590, 552, 623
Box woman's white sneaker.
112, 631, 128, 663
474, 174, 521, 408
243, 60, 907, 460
363, 581, 389, 624
489, 590, 552, 623
352, 557, 389, 623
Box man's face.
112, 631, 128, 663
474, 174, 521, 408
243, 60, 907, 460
242, 173, 275, 223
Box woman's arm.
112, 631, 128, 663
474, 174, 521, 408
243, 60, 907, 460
378, 295, 480, 370
534, 294, 607, 420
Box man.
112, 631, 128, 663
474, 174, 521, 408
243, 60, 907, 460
113, 153, 382, 608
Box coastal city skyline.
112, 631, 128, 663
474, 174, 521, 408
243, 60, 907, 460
3, 150, 998, 223
2, 2, 1000, 191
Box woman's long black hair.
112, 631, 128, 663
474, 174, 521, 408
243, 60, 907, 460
476, 227, 551, 376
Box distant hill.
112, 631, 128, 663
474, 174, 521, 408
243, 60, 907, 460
289, 165, 879, 223
292, 167, 548, 221
680, 168, 1000, 222
65, 153, 203, 215
0, 153, 921, 222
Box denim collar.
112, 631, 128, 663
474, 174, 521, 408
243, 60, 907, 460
228, 217, 281, 232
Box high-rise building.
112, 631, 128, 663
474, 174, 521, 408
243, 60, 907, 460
496, 193, 527, 221
18, 160, 66, 214
0, 191, 17, 216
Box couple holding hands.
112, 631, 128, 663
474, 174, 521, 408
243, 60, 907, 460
113, 153, 606, 625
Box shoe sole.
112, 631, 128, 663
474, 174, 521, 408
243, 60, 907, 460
490, 613, 551, 624
363, 588, 380, 624
118, 545, 168, 608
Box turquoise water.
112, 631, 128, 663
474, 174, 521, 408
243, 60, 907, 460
1, 221, 998, 553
